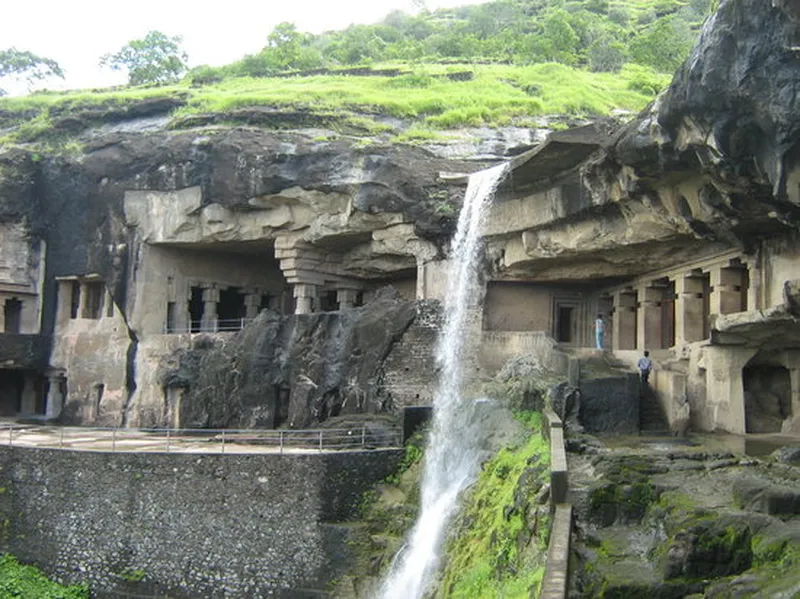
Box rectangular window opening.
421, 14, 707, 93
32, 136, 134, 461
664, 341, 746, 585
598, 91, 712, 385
3, 298, 22, 333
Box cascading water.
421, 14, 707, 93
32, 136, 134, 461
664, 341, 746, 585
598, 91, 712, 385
380, 162, 509, 599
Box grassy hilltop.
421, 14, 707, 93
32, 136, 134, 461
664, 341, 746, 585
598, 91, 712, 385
0, 0, 712, 147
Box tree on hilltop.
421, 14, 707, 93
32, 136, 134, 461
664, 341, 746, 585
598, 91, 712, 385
100, 31, 188, 85
0, 48, 64, 96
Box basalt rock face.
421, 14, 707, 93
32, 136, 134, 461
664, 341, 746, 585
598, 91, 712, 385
156, 289, 418, 429
584, 0, 800, 250
0, 128, 474, 337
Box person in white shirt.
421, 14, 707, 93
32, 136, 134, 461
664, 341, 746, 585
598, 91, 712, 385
638, 350, 653, 385
594, 314, 605, 349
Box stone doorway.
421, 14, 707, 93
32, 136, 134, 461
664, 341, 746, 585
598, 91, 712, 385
554, 301, 579, 344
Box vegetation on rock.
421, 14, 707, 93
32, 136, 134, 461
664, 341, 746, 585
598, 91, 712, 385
437, 411, 550, 598
0, 554, 88, 598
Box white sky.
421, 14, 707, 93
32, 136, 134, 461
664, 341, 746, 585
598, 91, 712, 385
1, 0, 486, 95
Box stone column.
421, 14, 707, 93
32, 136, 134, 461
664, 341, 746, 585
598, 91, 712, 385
704, 346, 757, 434
0, 300, 5, 332
201, 286, 219, 332
675, 275, 705, 345
612, 290, 637, 351
709, 266, 744, 316
337, 289, 359, 310
244, 293, 261, 319
416, 258, 427, 300
637, 285, 663, 351
743, 257, 760, 312
55, 281, 71, 327
45, 375, 65, 420
78, 282, 89, 319
294, 284, 316, 315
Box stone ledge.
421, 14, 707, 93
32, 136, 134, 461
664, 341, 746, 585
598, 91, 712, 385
540, 503, 573, 599
542, 408, 572, 599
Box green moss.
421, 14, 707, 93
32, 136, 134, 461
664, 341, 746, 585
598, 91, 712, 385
437, 423, 550, 599
0, 554, 88, 598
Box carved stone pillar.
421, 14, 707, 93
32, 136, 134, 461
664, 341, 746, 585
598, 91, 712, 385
201, 286, 219, 332
294, 284, 316, 315
612, 290, 636, 351
78, 282, 89, 319
244, 293, 261, 319
337, 289, 359, 310
637, 285, 663, 351
709, 266, 744, 316
675, 275, 705, 345
45, 374, 65, 420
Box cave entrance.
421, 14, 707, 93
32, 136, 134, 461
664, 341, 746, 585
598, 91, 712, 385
743, 364, 792, 433
0, 370, 23, 416
218, 287, 245, 331
188, 287, 204, 333
3, 298, 22, 333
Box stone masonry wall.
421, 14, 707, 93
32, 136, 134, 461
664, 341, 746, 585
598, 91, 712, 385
0, 446, 402, 598
381, 300, 442, 408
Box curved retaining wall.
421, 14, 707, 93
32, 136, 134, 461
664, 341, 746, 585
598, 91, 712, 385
540, 409, 572, 599
0, 446, 402, 598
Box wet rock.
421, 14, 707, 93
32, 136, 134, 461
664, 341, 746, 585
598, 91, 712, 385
733, 476, 800, 515
663, 518, 753, 580
772, 445, 800, 464
158, 287, 417, 428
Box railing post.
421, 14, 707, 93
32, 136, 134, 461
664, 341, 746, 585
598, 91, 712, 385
112, 428, 117, 452
279, 430, 284, 455
221, 430, 225, 454
8, 424, 12, 448
60, 426, 64, 448
319, 430, 323, 452
166, 428, 171, 453
361, 426, 366, 448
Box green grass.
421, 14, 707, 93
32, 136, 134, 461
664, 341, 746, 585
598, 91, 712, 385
179, 63, 665, 124
0, 62, 669, 146
438, 413, 550, 599
0, 554, 88, 598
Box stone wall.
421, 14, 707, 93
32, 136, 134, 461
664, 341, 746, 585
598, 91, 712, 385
381, 300, 442, 408
0, 446, 402, 598
483, 282, 555, 332
50, 287, 132, 426
478, 330, 569, 376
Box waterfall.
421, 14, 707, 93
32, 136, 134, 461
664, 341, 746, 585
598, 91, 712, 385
380, 162, 509, 599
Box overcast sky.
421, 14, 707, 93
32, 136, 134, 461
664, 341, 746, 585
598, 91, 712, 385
1, 0, 486, 95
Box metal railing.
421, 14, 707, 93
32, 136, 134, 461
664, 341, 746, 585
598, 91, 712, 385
0, 423, 402, 454
162, 318, 258, 334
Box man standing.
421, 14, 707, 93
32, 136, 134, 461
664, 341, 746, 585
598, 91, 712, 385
638, 350, 653, 389
594, 313, 605, 349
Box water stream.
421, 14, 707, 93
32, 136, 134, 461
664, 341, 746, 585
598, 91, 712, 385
380, 163, 509, 599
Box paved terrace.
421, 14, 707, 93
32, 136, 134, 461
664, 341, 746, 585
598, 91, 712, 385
0, 421, 402, 454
